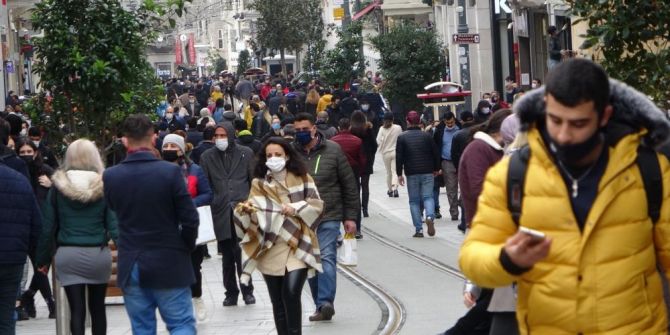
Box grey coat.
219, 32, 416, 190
199, 122, 255, 241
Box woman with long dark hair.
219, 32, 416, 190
234, 137, 323, 335
350, 111, 378, 225
15, 140, 56, 320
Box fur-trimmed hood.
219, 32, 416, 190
513, 79, 670, 148
52, 170, 104, 203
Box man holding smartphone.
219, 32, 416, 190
459, 59, 670, 334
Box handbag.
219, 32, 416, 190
196, 205, 216, 245
337, 233, 358, 266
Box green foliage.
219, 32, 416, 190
320, 22, 364, 87
568, 0, 670, 110
30, 0, 190, 149
303, 0, 327, 73
371, 23, 445, 112
236, 50, 252, 76
250, 0, 311, 76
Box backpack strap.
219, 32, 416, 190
637, 145, 662, 224
507, 146, 531, 226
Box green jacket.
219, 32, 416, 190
36, 170, 119, 267
294, 135, 360, 225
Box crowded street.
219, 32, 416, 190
19, 156, 470, 334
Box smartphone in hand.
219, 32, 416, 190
519, 226, 546, 244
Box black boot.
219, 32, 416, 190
20, 290, 36, 318
47, 298, 56, 319
15, 306, 29, 321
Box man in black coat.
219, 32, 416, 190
396, 111, 440, 238
0, 118, 28, 179
103, 114, 199, 334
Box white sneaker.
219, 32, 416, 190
193, 297, 207, 321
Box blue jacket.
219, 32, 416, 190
103, 151, 199, 289
0, 163, 41, 265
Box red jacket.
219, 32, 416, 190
331, 131, 366, 176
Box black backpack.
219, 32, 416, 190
507, 145, 662, 226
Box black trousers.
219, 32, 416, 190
218, 239, 253, 299
64, 284, 107, 335
27, 252, 53, 301
0, 264, 23, 335
360, 173, 370, 212
444, 288, 493, 335
190, 245, 206, 298
489, 312, 519, 335
263, 269, 308, 335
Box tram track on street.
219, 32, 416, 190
336, 222, 466, 334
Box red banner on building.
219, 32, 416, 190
188, 33, 196, 65
175, 36, 183, 65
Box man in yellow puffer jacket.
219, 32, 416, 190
460, 59, 670, 335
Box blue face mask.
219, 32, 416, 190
295, 130, 313, 145
272, 123, 281, 131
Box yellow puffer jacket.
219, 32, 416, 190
459, 128, 670, 335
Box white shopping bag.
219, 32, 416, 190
337, 233, 357, 266
196, 206, 216, 245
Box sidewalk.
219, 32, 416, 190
17, 242, 291, 335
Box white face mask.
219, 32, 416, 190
20, 129, 27, 136
265, 156, 286, 173
481, 107, 491, 114
33, 140, 40, 147
361, 104, 370, 111
215, 138, 229, 151
531, 83, 538, 89
165, 113, 174, 120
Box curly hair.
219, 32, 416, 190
253, 137, 307, 178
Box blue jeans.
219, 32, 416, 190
407, 174, 435, 232
122, 263, 196, 335
308, 220, 339, 309
0, 264, 23, 335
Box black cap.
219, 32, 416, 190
460, 111, 474, 121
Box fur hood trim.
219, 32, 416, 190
52, 170, 104, 203
513, 79, 670, 148
474, 131, 504, 151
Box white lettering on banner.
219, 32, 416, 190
495, 0, 512, 14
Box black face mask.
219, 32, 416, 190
162, 150, 180, 162
548, 129, 603, 167
20, 155, 34, 165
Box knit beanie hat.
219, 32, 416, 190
162, 133, 186, 154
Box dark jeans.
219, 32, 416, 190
0, 264, 24, 335
218, 239, 253, 299
360, 173, 370, 212
264, 269, 308, 335
444, 289, 493, 335
190, 245, 205, 298
64, 284, 108, 335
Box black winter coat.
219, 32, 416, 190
396, 128, 440, 176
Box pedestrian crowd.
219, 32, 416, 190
2, 58, 670, 335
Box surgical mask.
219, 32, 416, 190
20, 129, 27, 136
162, 150, 180, 162
547, 128, 602, 167
20, 155, 34, 164
189, 99, 195, 104
272, 123, 281, 131
481, 107, 491, 114
361, 104, 370, 111
265, 156, 287, 173
531, 83, 538, 89
215, 138, 229, 151
32, 141, 40, 147
446, 124, 456, 130
295, 130, 312, 145
165, 113, 174, 120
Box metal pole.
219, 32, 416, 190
457, 0, 472, 112
343, 0, 351, 28
53, 268, 70, 335
0, 1, 7, 111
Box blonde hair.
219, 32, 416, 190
306, 89, 321, 105
62, 139, 105, 174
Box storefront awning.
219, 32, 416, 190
353, 0, 381, 21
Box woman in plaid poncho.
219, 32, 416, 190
234, 137, 323, 335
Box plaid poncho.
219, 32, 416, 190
234, 171, 324, 284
